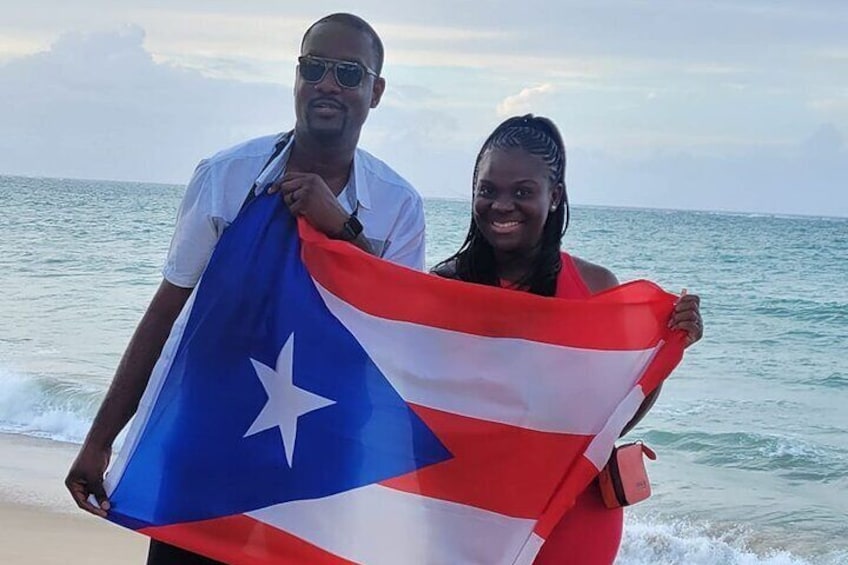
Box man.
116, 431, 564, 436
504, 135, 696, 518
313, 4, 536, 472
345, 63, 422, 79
65, 13, 424, 564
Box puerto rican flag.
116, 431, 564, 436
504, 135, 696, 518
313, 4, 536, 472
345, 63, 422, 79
103, 192, 685, 564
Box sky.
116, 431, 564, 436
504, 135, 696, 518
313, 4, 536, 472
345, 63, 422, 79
1, 1, 846, 216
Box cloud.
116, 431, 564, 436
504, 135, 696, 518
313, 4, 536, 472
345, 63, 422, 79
0, 26, 472, 191
683, 63, 746, 76
568, 124, 848, 217
809, 93, 848, 115
800, 123, 844, 155
496, 83, 556, 117
0, 27, 292, 184
0, 17, 846, 216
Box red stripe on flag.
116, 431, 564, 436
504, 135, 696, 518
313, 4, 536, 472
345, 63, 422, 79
142, 515, 354, 565
533, 455, 603, 538
380, 404, 592, 519
637, 331, 687, 395
299, 220, 678, 351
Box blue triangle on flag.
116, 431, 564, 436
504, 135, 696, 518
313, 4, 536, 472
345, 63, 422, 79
109, 194, 452, 527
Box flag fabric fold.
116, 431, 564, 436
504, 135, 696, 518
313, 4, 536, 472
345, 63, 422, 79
104, 192, 685, 564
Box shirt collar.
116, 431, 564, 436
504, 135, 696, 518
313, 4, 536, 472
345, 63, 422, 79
254, 132, 371, 211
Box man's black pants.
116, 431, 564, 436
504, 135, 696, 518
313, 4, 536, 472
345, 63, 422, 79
147, 540, 225, 565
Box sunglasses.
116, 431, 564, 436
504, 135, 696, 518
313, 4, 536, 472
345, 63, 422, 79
298, 56, 378, 89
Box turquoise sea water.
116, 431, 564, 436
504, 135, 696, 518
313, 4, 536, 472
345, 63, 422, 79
1, 175, 846, 564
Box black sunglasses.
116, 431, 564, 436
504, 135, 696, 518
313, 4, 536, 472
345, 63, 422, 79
298, 56, 378, 89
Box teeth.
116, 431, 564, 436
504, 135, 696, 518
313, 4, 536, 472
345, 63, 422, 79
493, 221, 520, 228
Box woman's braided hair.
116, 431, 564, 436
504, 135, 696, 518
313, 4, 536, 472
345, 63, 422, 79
434, 114, 569, 296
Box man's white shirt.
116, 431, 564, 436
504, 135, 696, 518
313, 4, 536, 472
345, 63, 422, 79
163, 133, 426, 288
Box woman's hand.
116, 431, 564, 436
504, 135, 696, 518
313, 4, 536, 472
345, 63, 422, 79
670, 290, 702, 347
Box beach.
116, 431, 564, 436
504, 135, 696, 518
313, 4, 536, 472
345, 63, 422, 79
1, 175, 846, 564
0, 433, 146, 564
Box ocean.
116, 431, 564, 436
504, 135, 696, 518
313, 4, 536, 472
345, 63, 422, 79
1, 174, 846, 564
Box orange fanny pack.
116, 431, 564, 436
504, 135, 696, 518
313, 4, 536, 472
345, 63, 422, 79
598, 441, 657, 509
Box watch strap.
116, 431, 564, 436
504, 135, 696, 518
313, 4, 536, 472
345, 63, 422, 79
339, 214, 363, 241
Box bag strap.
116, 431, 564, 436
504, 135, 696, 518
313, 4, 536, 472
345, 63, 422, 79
239, 130, 293, 213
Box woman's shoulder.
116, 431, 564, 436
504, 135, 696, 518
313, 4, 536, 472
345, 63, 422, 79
568, 254, 619, 293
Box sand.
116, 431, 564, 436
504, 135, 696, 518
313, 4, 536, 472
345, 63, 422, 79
0, 433, 148, 564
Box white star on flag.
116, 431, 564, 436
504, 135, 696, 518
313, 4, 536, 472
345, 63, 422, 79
244, 333, 336, 467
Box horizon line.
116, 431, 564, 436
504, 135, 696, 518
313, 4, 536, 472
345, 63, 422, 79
2, 172, 846, 221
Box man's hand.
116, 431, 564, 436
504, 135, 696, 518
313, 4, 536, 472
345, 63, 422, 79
65, 442, 112, 517
270, 172, 348, 237
63, 280, 191, 518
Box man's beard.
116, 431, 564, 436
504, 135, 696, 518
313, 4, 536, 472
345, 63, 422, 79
305, 114, 349, 145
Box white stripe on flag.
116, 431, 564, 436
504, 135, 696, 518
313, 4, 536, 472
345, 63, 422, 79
514, 533, 546, 565
247, 484, 537, 565
584, 386, 647, 470
105, 287, 201, 495
316, 281, 659, 435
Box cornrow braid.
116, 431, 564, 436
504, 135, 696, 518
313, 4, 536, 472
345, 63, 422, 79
434, 114, 570, 297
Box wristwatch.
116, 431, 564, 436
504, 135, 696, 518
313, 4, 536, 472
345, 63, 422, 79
337, 214, 364, 241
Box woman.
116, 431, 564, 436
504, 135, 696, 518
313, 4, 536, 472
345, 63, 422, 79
432, 114, 703, 564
